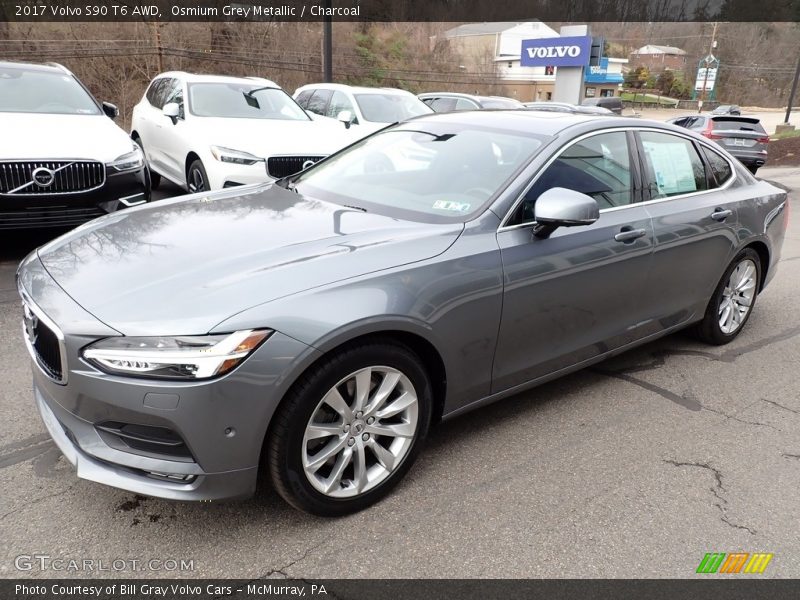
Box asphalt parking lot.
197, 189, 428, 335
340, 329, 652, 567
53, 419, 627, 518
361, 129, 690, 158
0, 167, 798, 579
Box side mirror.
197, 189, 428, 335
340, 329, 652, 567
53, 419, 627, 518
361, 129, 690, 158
102, 102, 119, 119
162, 102, 180, 122
532, 187, 599, 239
337, 110, 354, 129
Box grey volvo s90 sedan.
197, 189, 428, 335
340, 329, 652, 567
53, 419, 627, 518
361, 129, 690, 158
18, 111, 788, 515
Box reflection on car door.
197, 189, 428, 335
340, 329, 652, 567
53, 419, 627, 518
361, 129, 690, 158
492, 130, 655, 392
147, 78, 182, 179
636, 130, 739, 331
154, 82, 187, 184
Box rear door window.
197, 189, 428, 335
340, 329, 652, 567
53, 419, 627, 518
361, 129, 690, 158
295, 89, 313, 109
701, 146, 734, 187
639, 131, 708, 198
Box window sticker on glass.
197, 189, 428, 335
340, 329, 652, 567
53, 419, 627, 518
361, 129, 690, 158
432, 200, 471, 212
642, 141, 697, 196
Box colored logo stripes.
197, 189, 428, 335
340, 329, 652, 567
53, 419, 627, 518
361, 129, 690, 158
697, 552, 773, 574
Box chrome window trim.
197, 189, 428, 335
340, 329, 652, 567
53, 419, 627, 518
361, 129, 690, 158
498, 125, 738, 232
17, 283, 69, 385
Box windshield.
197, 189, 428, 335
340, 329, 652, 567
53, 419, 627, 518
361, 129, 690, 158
0, 66, 100, 115
353, 93, 432, 123
188, 83, 309, 120
293, 123, 545, 222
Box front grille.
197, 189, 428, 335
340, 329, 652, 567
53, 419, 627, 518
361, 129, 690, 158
267, 155, 325, 179
0, 161, 105, 195
0, 205, 106, 230
23, 303, 64, 382
95, 421, 194, 461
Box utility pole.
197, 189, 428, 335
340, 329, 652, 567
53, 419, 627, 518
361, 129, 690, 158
784, 52, 800, 125
150, 22, 164, 73
698, 21, 718, 113
322, 0, 332, 82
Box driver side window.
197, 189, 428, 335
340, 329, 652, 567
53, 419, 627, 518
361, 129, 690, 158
509, 131, 634, 225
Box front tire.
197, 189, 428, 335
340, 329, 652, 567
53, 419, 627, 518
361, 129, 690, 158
187, 159, 209, 193
267, 340, 432, 516
694, 248, 761, 345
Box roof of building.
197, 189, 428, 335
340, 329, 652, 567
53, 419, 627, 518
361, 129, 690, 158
631, 44, 687, 56
443, 21, 542, 37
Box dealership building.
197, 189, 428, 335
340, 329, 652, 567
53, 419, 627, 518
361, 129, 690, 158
442, 21, 627, 102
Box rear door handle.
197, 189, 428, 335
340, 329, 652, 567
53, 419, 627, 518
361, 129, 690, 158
614, 227, 647, 243
711, 208, 733, 221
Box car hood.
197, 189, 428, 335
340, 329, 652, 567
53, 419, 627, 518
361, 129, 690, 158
36, 184, 463, 335
0, 113, 133, 162
199, 117, 350, 157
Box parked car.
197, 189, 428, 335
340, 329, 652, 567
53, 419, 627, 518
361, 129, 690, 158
667, 115, 769, 174
18, 111, 787, 515
294, 83, 432, 141
0, 61, 149, 230
524, 101, 613, 115
712, 104, 742, 116
131, 72, 347, 192
581, 96, 624, 115
418, 92, 523, 112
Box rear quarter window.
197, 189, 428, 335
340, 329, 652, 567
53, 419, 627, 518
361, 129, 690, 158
701, 146, 734, 187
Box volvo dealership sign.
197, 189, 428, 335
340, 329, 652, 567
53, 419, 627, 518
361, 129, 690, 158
520, 35, 592, 67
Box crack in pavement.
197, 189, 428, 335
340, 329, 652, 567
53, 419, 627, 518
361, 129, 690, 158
782, 453, 800, 460
0, 481, 80, 523
762, 399, 800, 415
702, 404, 779, 431
665, 460, 756, 535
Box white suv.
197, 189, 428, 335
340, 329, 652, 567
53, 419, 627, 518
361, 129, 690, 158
294, 83, 432, 141
131, 72, 347, 192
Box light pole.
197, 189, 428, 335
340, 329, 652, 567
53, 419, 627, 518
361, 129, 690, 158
784, 53, 800, 125
322, 0, 332, 82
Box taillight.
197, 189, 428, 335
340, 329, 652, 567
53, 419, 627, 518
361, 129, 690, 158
757, 136, 770, 143
701, 123, 723, 139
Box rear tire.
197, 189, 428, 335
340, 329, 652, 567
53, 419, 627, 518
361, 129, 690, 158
693, 248, 761, 345
267, 340, 432, 516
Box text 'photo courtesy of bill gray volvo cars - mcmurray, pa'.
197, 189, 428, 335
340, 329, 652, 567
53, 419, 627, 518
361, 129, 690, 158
17, 109, 787, 516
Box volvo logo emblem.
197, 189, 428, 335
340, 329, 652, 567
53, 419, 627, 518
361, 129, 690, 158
23, 304, 39, 345
31, 167, 55, 187
302, 159, 317, 170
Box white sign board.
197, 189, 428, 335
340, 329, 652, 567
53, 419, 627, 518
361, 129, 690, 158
694, 67, 718, 91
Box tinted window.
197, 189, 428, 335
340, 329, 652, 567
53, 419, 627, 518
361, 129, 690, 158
639, 131, 708, 198
0, 66, 100, 115
150, 78, 176, 109
295, 89, 313, 108
305, 89, 332, 116
702, 146, 733, 187
164, 83, 184, 119
480, 98, 521, 109
353, 93, 432, 122
429, 97, 456, 112
188, 84, 309, 120
455, 98, 479, 110
711, 118, 766, 134
294, 124, 544, 223
326, 90, 356, 121
510, 131, 633, 224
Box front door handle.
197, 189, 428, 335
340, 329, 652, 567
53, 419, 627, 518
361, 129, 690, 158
711, 208, 733, 221
614, 227, 647, 243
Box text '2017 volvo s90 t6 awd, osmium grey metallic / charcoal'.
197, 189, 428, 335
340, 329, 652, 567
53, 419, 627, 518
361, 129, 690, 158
17, 111, 788, 515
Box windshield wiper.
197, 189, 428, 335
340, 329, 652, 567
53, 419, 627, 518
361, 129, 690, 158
242, 86, 275, 109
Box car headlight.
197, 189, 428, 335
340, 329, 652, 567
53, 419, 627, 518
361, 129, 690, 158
108, 146, 144, 172
82, 329, 272, 380
210, 145, 263, 165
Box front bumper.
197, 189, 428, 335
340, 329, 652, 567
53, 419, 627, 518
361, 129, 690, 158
17, 255, 318, 501
0, 167, 149, 230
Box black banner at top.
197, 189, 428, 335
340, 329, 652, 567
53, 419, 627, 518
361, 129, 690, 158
1, 0, 800, 22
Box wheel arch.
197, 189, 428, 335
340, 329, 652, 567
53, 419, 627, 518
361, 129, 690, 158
743, 240, 770, 292
185, 151, 201, 179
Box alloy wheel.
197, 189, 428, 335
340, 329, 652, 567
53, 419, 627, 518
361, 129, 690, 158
301, 366, 419, 498
188, 168, 205, 192
718, 258, 757, 335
